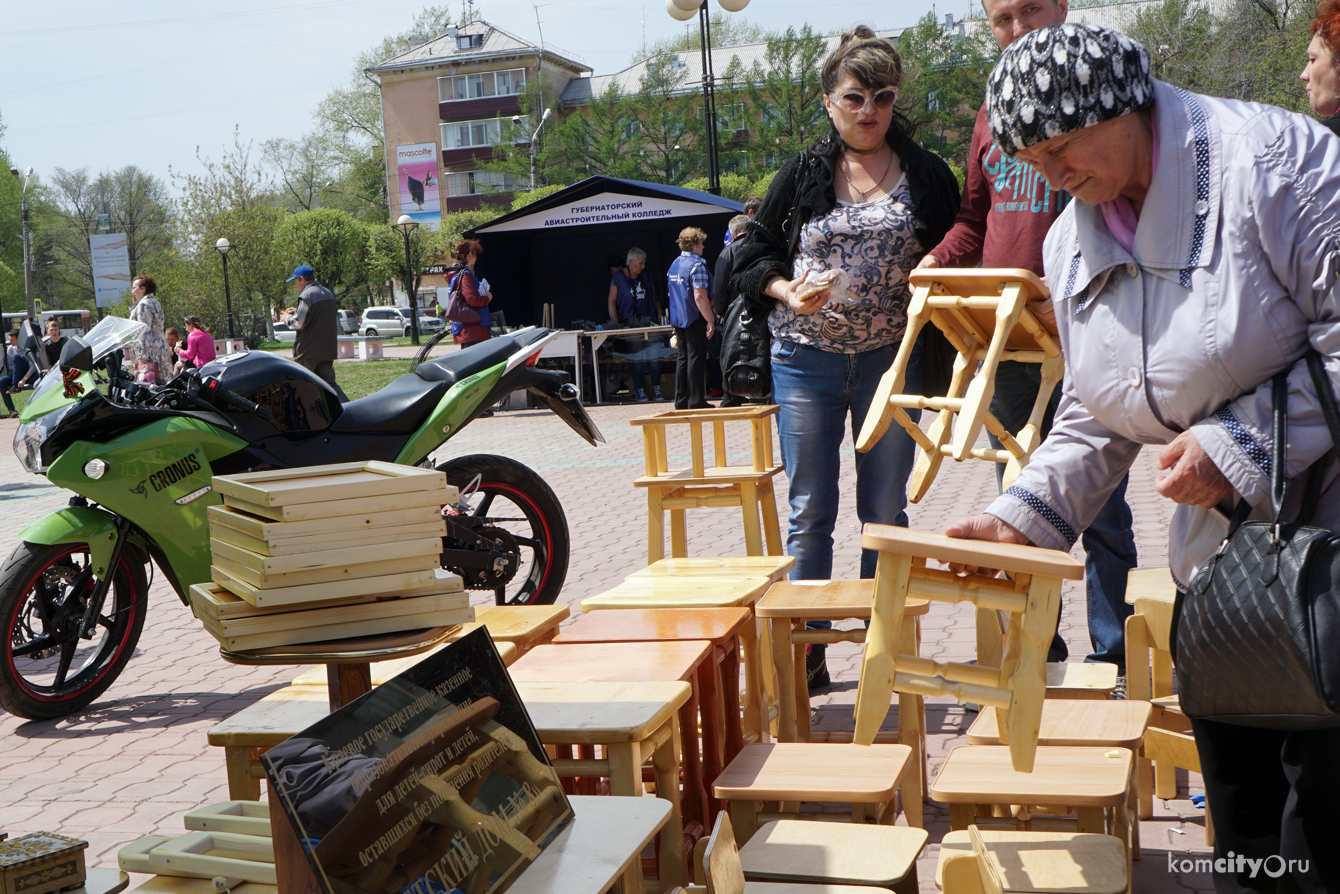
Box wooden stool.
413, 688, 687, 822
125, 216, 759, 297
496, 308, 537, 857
1124, 568, 1211, 842
712, 742, 913, 843
471, 603, 570, 655
702, 811, 890, 894
856, 269, 1061, 499
580, 575, 779, 744
508, 640, 720, 830
291, 640, 519, 686
937, 827, 1128, 894
208, 686, 330, 800
857, 526, 1083, 773
519, 681, 692, 888
628, 556, 794, 584
630, 406, 784, 562
977, 613, 1118, 698
554, 608, 759, 758
931, 746, 1137, 869
736, 820, 927, 894
966, 700, 1150, 750
219, 625, 460, 711
754, 579, 931, 823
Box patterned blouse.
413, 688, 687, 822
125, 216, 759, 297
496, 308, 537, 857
768, 174, 920, 353
127, 294, 174, 374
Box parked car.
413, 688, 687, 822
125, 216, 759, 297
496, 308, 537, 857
272, 322, 296, 343
360, 306, 446, 337
337, 310, 358, 335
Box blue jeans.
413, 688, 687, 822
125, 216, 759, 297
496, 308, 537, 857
771, 338, 923, 629
1, 355, 31, 414
989, 360, 1138, 669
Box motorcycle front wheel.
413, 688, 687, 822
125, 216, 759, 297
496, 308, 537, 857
438, 454, 570, 606
0, 541, 148, 720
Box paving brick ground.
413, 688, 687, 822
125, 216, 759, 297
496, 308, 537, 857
0, 395, 1214, 892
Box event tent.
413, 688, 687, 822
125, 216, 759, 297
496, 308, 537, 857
465, 176, 743, 328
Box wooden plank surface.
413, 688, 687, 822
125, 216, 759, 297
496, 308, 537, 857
627, 555, 795, 582
737, 820, 927, 886
930, 746, 1133, 807
288, 638, 518, 687
211, 521, 447, 557
580, 577, 771, 610
632, 466, 784, 487
472, 604, 571, 644
212, 551, 441, 590
936, 829, 1127, 894
967, 700, 1151, 749
504, 796, 669, 894
1046, 661, 1118, 694
212, 461, 445, 507
208, 504, 444, 540
209, 537, 443, 576
1125, 566, 1176, 605
711, 743, 911, 802
860, 524, 1085, 580
194, 588, 468, 636
517, 681, 692, 743
197, 604, 472, 652
208, 686, 331, 747
755, 579, 929, 619
553, 607, 751, 646
210, 565, 440, 608
221, 487, 454, 523
507, 641, 712, 684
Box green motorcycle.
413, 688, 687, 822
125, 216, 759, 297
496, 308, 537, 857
4, 316, 602, 720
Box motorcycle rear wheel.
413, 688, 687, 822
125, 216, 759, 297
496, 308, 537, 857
438, 454, 570, 606
0, 541, 148, 720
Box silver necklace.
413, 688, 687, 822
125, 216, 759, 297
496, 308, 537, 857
840, 150, 894, 201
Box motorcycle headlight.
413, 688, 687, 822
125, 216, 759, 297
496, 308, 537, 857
13, 404, 73, 474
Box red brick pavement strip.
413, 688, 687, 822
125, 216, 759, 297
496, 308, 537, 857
0, 406, 1212, 891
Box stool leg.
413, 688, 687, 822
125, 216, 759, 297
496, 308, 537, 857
949, 804, 975, 831
225, 746, 259, 800
670, 507, 688, 558
327, 662, 371, 709
728, 799, 761, 845
679, 682, 709, 829
854, 552, 913, 744
720, 639, 745, 762
698, 664, 724, 820
651, 717, 688, 888
895, 619, 924, 830
1076, 806, 1106, 834
647, 489, 665, 563
769, 618, 797, 743
794, 621, 811, 741
739, 617, 768, 745
759, 481, 782, 556
740, 481, 764, 557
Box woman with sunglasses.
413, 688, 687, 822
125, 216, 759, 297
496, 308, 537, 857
731, 26, 959, 688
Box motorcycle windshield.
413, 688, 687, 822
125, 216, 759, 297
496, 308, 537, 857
19, 316, 143, 421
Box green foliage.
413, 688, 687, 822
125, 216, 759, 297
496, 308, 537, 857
510, 185, 565, 211
276, 209, 368, 297
742, 25, 830, 168
898, 12, 997, 163
636, 58, 704, 184
751, 170, 777, 198
544, 83, 649, 182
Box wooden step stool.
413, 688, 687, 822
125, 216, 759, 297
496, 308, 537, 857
856, 525, 1083, 773
930, 746, 1137, 869
736, 819, 927, 894
754, 580, 931, 824
711, 742, 914, 841
856, 269, 1061, 500
937, 826, 1128, 894
554, 608, 758, 760
630, 406, 784, 562
702, 811, 893, 894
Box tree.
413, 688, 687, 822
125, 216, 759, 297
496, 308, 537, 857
38, 165, 173, 309
262, 135, 339, 213
742, 26, 829, 168
636, 57, 702, 184
898, 13, 997, 165
276, 209, 368, 299
633, 13, 770, 64
544, 84, 648, 181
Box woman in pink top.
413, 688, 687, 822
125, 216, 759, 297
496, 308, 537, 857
177, 315, 216, 372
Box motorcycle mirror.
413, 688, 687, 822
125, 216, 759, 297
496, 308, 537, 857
17, 319, 41, 353
59, 336, 93, 373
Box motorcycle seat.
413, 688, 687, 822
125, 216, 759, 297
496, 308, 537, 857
330, 374, 450, 434
415, 338, 516, 385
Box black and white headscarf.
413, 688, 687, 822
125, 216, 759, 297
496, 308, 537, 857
986, 24, 1152, 156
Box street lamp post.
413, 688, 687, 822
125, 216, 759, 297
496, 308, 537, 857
9, 167, 35, 319
215, 238, 236, 339
665, 0, 750, 195
529, 108, 553, 191
395, 214, 422, 346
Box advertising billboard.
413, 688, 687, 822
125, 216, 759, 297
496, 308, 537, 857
89, 233, 132, 308
396, 142, 442, 229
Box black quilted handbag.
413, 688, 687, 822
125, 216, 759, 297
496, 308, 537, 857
721, 295, 772, 401
1174, 352, 1340, 729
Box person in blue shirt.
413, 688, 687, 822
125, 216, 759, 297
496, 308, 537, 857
607, 247, 665, 401
666, 227, 715, 409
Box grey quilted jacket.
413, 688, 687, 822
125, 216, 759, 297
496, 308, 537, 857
987, 79, 1340, 587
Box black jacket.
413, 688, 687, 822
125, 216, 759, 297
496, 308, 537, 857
713, 237, 743, 318
731, 128, 961, 311
1323, 112, 1340, 136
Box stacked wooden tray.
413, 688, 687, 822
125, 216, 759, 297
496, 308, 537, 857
195, 461, 471, 651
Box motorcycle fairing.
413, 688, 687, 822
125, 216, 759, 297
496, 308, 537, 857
18, 505, 147, 581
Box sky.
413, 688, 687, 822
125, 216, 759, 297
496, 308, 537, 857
2, 0, 965, 194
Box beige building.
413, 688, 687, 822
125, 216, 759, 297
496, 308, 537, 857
367, 21, 590, 217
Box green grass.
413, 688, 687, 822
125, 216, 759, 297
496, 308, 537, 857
332, 359, 416, 400
3, 388, 29, 417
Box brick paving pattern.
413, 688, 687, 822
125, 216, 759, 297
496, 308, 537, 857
0, 398, 1213, 891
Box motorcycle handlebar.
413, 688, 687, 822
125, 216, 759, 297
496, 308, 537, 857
218, 387, 274, 420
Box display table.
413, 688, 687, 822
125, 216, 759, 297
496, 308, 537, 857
126, 796, 670, 894
585, 325, 672, 405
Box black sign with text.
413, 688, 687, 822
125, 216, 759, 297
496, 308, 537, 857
262, 628, 573, 894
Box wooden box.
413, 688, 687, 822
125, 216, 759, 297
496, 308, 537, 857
0, 833, 87, 894
213, 461, 451, 521
208, 504, 445, 544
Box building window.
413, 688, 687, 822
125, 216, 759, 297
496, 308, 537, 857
440, 116, 528, 150
438, 68, 526, 102
717, 102, 745, 134
457, 33, 484, 50
444, 170, 524, 196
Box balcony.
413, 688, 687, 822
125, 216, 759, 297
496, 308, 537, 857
439, 93, 522, 121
